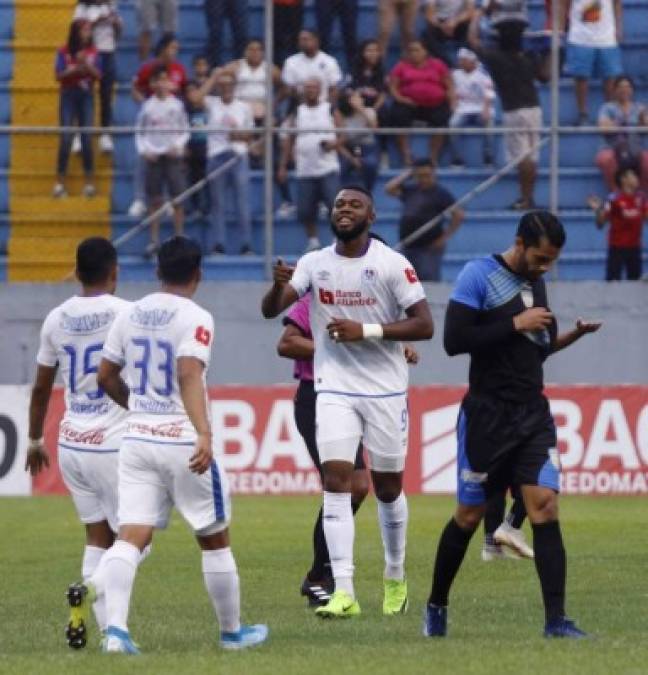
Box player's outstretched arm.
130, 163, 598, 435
261, 259, 300, 318
277, 324, 315, 360
25, 365, 57, 476
552, 318, 603, 353
97, 358, 129, 409
177, 356, 213, 474
327, 299, 434, 343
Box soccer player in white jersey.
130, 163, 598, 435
25, 238, 129, 648
262, 186, 434, 618
69, 236, 268, 654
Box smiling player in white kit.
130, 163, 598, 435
25, 238, 130, 648
67, 236, 268, 654
262, 186, 434, 618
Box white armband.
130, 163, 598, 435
28, 437, 44, 451
362, 323, 384, 339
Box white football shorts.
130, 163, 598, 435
117, 438, 231, 534
58, 446, 119, 532
316, 392, 409, 472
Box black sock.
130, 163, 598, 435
507, 497, 527, 529
428, 518, 475, 607
532, 520, 566, 624
483, 492, 506, 537
308, 500, 362, 581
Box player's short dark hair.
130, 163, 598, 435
516, 210, 566, 249
245, 37, 263, 49
300, 28, 320, 40
339, 184, 374, 202
614, 165, 637, 187
157, 236, 202, 284
76, 237, 117, 285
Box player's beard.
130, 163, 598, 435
330, 218, 370, 242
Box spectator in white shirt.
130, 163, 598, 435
449, 47, 495, 167
204, 72, 255, 255
282, 29, 342, 105
278, 78, 341, 253
73, 0, 122, 153
561, 0, 624, 125
135, 67, 189, 256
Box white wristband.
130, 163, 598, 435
362, 323, 384, 339
28, 437, 44, 451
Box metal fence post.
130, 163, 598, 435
263, 0, 275, 280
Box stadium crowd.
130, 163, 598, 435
50, 0, 646, 279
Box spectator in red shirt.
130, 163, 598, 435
588, 167, 648, 280
129, 32, 187, 217
53, 19, 101, 199
387, 40, 455, 165
131, 32, 187, 103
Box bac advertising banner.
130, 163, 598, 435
0, 385, 31, 496
18, 385, 648, 497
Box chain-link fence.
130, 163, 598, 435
2, 0, 647, 281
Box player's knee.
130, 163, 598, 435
351, 473, 370, 505
454, 505, 484, 532
530, 492, 559, 523
373, 485, 401, 503
322, 471, 351, 494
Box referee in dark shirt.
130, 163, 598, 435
423, 211, 602, 639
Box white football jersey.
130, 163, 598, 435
37, 294, 131, 451
289, 239, 427, 396
102, 292, 214, 443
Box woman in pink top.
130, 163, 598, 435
277, 292, 370, 608
388, 39, 456, 165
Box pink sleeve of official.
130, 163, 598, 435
286, 293, 311, 336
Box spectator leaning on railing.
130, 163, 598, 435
72, 0, 122, 154
386, 158, 464, 282
135, 66, 189, 257
53, 19, 101, 200
388, 39, 455, 166
595, 75, 648, 193
279, 78, 341, 253
587, 167, 648, 281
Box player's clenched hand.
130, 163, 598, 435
189, 432, 213, 474
576, 318, 603, 334
513, 307, 554, 332
404, 345, 419, 364
272, 258, 294, 286
24, 444, 50, 477
327, 318, 364, 342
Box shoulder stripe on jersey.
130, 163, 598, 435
59, 443, 119, 453
317, 389, 408, 399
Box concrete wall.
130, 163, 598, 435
1, 282, 646, 386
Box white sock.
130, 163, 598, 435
322, 491, 355, 598
103, 541, 141, 632
377, 492, 408, 581
202, 548, 241, 634
82, 545, 108, 630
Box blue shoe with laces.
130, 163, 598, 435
423, 604, 447, 637
544, 617, 588, 639
220, 624, 269, 650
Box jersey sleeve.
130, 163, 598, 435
177, 309, 214, 367
102, 308, 128, 366
390, 252, 427, 310
289, 253, 314, 297
450, 260, 487, 310
36, 310, 59, 367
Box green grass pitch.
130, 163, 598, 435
0, 495, 645, 675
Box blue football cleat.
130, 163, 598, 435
544, 617, 588, 639
220, 624, 269, 650
101, 626, 141, 654
423, 604, 447, 637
